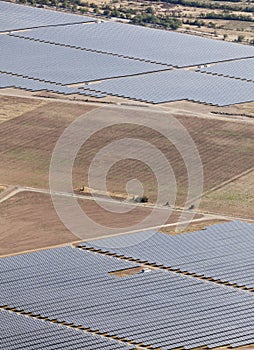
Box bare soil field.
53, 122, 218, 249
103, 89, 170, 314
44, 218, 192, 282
72, 109, 254, 209
0, 95, 253, 218
0, 190, 202, 256
0, 96, 96, 188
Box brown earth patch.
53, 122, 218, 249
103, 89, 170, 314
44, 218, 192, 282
0, 190, 202, 256
0, 97, 96, 188
72, 109, 254, 209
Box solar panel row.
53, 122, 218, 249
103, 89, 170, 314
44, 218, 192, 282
1, 2, 254, 105
81, 70, 254, 106
0, 246, 137, 277
81, 221, 254, 288
196, 58, 254, 82
0, 72, 106, 97
0, 35, 166, 84
1, 310, 134, 350
12, 21, 254, 67
0, 1, 94, 32
1, 248, 254, 349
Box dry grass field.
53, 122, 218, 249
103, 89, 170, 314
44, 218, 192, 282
72, 109, 254, 209
0, 95, 48, 124
201, 169, 254, 219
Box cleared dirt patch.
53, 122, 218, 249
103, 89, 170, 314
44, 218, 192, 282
109, 266, 144, 278
0, 190, 202, 256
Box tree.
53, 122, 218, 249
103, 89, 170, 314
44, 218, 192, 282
236, 35, 245, 42
146, 6, 155, 14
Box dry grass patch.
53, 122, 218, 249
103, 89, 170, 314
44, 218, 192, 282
161, 219, 228, 235
0, 95, 48, 124
201, 170, 254, 219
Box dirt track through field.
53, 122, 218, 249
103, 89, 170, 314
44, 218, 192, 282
0, 190, 204, 256
0, 96, 253, 218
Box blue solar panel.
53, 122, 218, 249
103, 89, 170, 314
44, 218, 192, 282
1, 309, 134, 349
12, 21, 254, 67
81, 69, 254, 105
0, 72, 106, 97
81, 221, 254, 288
0, 1, 94, 32
1, 248, 254, 349
0, 35, 166, 84
196, 58, 254, 82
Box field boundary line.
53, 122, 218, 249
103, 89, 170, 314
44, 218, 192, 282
2, 90, 254, 125
201, 167, 254, 198
1, 184, 253, 223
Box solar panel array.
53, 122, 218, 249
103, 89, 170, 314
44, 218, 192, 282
81, 70, 254, 105
1, 2, 254, 105
12, 21, 254, 67
1, 247, 254, 349
1, 310, 134, 350
81, 221, 254, 288
197, 58, 254, 82
0, 72, 106, 97
0, 35, 166, 84
0, 245, 137, 281
0, 1, 94, 32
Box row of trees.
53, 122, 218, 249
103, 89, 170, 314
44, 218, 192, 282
131, 13, 182, 29
18, 0, 183, 29
158, 0, 254, 13
200, 11, 254, 22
